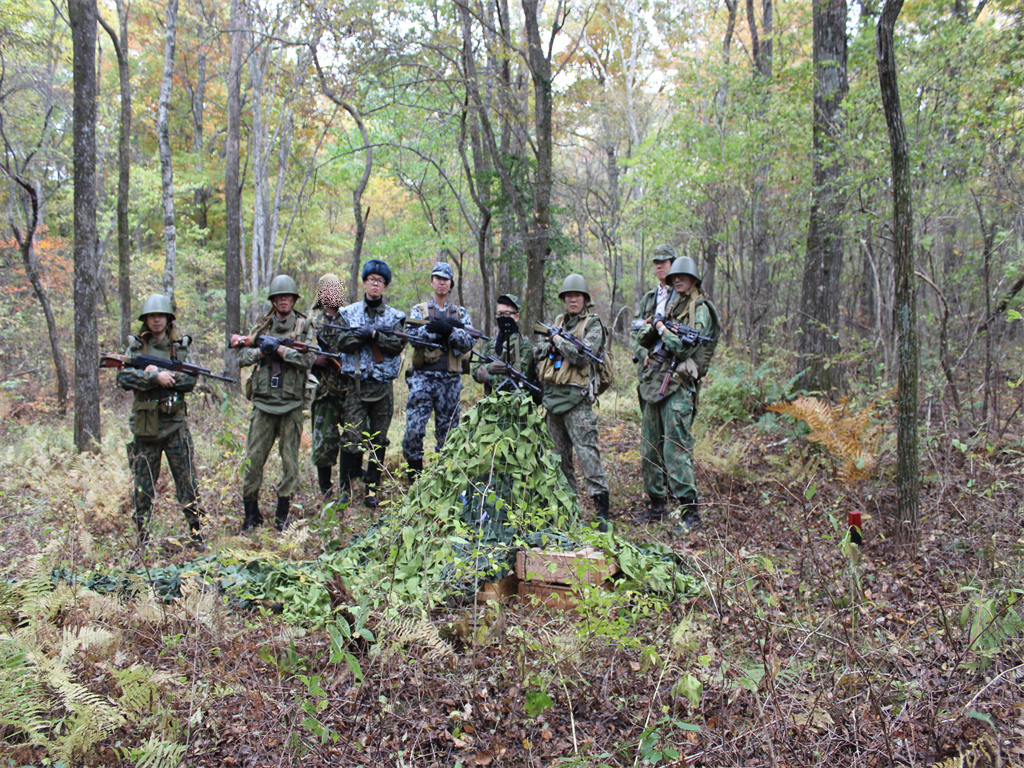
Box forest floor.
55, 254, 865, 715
0, 378, 1022, 768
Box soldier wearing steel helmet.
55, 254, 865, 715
534, 274, 611, 530
308, 273, 363, 501
117, 293, 205, 550
233, 275, 316, 532
633, 256, 718, 535
402, 261, 476, 478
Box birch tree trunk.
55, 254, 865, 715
158, 0, 179, 304
877, 0, 920, 549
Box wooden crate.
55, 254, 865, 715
518, 581, 580, 610
476, 572, 520, 604
515, 547, 619, 587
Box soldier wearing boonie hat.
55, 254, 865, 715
402, 260, 476, 478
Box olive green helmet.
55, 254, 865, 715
667, 257, 702, 286
268, 274, 300, 300
558, 273, 591, 301
138, 293, 175, 321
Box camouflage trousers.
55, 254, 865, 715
546, 401, 608, 497
311, 393, 346, 467
641, 385, 697, 501
129, 424, 202, 535
343, 386, 394, 456
242, 406, 304, 500
402, 372, 462, 462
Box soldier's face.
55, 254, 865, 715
653, 259, 672, 283
363, 275, 386, 300
562, 291, 585, 314
672, 274, 695, 294
431, 276, 451, 298
144, 313, 170, 336
273, 294, 296, 317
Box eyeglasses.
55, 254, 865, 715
364, 276, 386, 286
496, 311, 518, 318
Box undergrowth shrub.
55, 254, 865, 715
699, 353, 795, 425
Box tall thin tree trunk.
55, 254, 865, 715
223, 0, 243, 379
71, 0, 101, 451
158, 0, 179, 304
877, 0, 919, 549
797, 0, 848, 395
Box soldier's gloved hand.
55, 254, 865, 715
680, 358, 700, 380
259, 339, 279, 357
448, 318, 465, 329
487, 361, 508, 375
314, 354, 328, 368
426, 318, 454, 337
353, 325, 374, 342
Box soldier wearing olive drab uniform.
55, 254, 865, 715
333, 260, 406, 509
535, 275, 611, 529
117, 293, 204, 549
631, 244, 677, 415
308, 273, 362, 500
402, 261, 476, 477
234, 275, 316, 532
634, 257, 712, 535
471, 294, 537, 398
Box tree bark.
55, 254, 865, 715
71, 0, 101, 452
797, 0, 848, 395
99, 2, 131, 347
876, 0, 920, 549
223, 0, 243, 380
158, 0, 180, 304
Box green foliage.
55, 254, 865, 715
698, 354, 795, 425
958, 586, 1024, 672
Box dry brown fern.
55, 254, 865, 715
767, 396, 886, 484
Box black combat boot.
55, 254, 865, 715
350, 452, 365, 480
673, 498, 702, 536
592, 492, 611, 533
241, 499, 263, 532
337, 453, 354, 507
317, 465, 333, 500
275, 497, 291, 532
640, 496, 667, 523
405, 455, 423, 482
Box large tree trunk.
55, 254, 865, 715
70, 0, 101, 452
158, 0, 179, 304
797, 0, 848, 395
877, 0, 920, 550
99, 1, 132, 347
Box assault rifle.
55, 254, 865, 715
100, 353, 236, 383
229, 334, 343, 361
532, 321, 605, 368
470, 350, 542, 399
406, 316, 491, 342
651, 315, 713, 346
646, 316, 712, 396
371, 325, 443, 351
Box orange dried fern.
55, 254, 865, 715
767, 396, 885, 484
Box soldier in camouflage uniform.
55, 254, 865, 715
402, 261, 476, 477
308, 273, 363, 500
233, 275, 316, 532
534, 274, 611, 529
471, 294, 537, 398
333, 260, 406, 508
631, 244, 677, 415
117, 293, 205, 549
633, 257, 713, 535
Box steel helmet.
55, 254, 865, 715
268, 274, 300, 300
315, 273, 345, 308
138, 293, 175, 321
667, 257, 702, 286
558, 274, 591, 301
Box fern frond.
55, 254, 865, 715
376, 609, 454, 661
133, 733, 187, 768
58, 625, 118, 662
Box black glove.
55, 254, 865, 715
448, 318, 465, 329
259, 339, 279, 357
353, 325, 374, 342
426, 317, 454, 337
